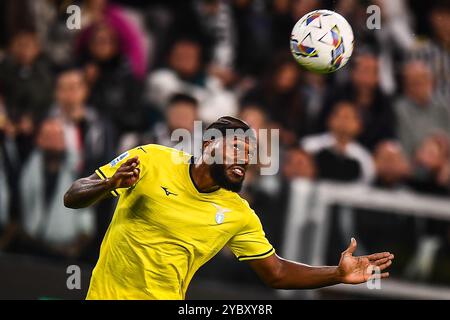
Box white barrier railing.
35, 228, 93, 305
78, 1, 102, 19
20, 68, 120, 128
280, 179, 450, 299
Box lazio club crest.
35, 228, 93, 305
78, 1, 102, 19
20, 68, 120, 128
212, 203, 230, 225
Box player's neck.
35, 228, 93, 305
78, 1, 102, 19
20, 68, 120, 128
190, 160, 220, 193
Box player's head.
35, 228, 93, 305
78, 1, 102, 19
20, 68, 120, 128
202, 116, 257, 192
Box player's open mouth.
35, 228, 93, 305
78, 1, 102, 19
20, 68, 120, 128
230, 166, 245, 178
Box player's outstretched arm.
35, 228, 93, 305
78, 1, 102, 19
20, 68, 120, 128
248, 238, 394, 290
64, 157, 140, 209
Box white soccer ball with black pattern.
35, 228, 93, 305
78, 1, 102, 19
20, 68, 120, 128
290, 10, 354, 73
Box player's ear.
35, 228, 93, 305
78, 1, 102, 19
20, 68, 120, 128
202, 140, 210, 157
202, 140, 218, 161
202, 140, 212, 151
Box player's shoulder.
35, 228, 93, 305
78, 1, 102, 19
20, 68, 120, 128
137, 143, 175, 153
137, 144, 191, 160
224, 192, 256, 220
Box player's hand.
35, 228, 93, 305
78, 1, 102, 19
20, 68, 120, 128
107, 156, 140, 190
337, 238, 394, 284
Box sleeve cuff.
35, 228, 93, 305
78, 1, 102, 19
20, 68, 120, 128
237, 247, 275, 262
95, 168, 119, 197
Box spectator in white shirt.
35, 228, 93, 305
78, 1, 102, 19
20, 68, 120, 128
301, 101, 375, 184
19, 118, 94, 259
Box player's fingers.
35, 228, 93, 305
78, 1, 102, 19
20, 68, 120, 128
123, 156, 139, 166
129, 156, 139, 162
367, 252, 391, 261
120, 162, 140, 172
133, 168, 139, 176
129, 159, 140, 170
367, 271, 390, 281
343, 237, 357, 256
373, 257, 390, 266
378, 260, 392, 271
372, 254, 394, 264
128, 162, 138, 169
117, 171, 135, 178
118, 165, 133, 173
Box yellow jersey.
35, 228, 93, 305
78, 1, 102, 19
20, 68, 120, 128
86, 144, 274, 300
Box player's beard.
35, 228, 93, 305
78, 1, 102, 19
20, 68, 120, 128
209, 163, 244, 193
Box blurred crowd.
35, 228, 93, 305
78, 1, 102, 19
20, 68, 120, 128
0, 0, 450, 287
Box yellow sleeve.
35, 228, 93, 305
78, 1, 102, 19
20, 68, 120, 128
227, 209, 275, 262
95, 146, 148, 197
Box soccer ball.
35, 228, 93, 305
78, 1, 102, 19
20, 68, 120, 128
290, 10, 354, 73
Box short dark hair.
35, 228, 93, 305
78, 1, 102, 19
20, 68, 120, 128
167, 93, 198, 108
204, 116, 255, 142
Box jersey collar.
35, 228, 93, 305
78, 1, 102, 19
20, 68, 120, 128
188, 156, 221, 194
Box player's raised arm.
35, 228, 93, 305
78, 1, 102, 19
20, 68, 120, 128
248, 238, 394, 289
64, 157, 140, 209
